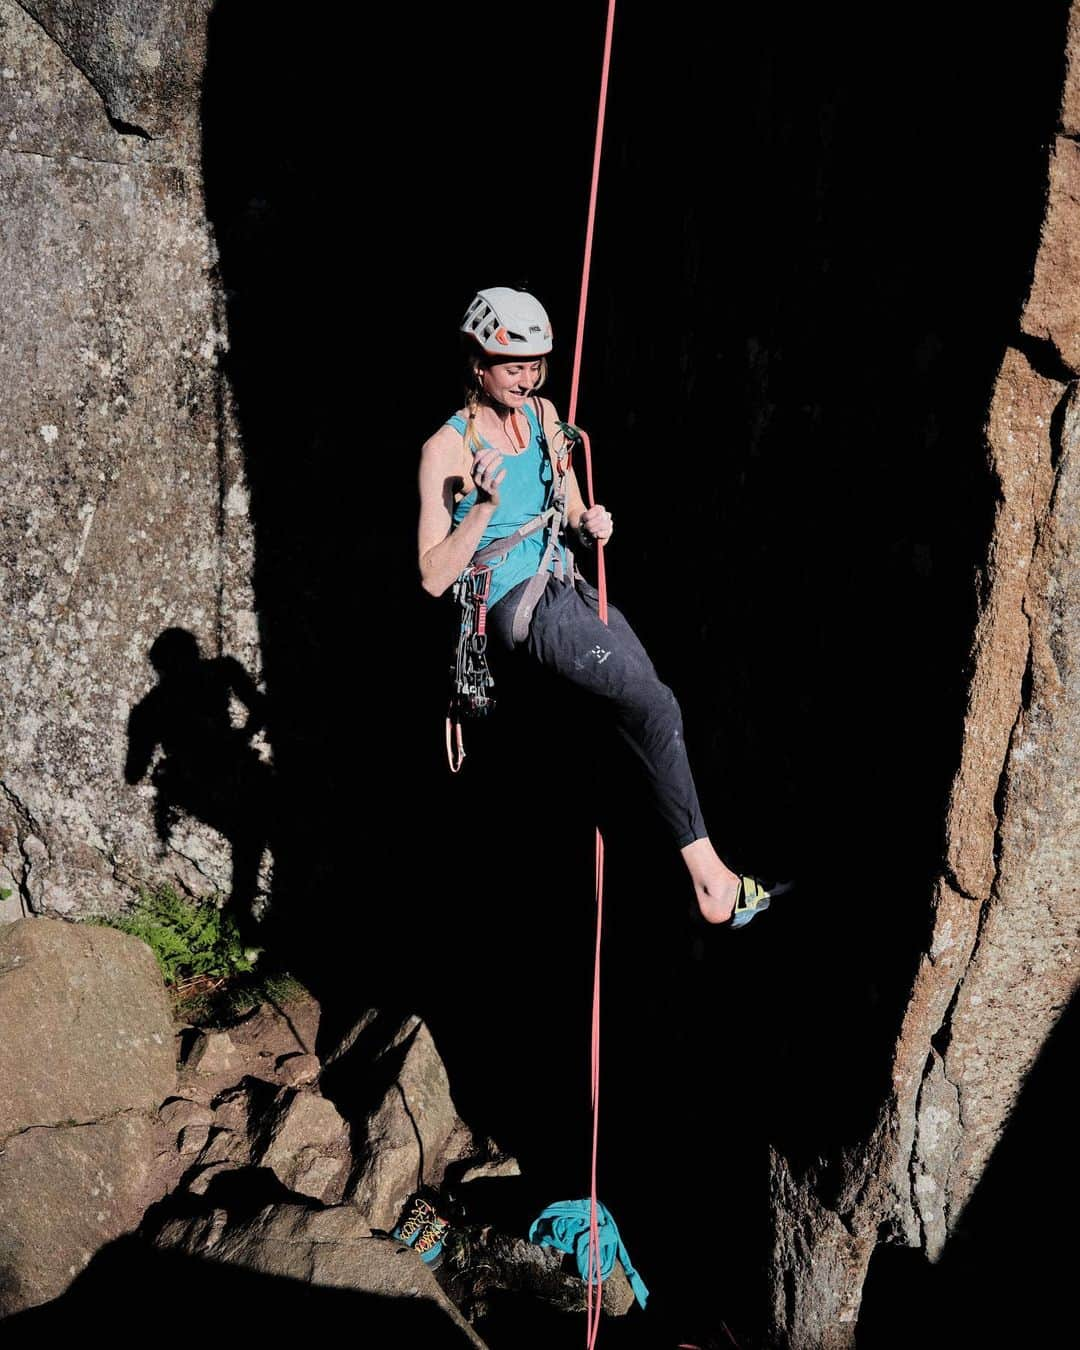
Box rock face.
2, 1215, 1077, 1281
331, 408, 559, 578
0, 0, 259, 921
0, 917, 176, 1136
440, 1228, 636, 1324
15, 1, 211, 144
0, 912, 635, 1336
0, 917, 177, 1313
0, 1111, 164, 1315
768, 9, 1080, 1344
258, 1088, 352, 1203
151, 1203, 490, 1348
343, 1015, 484, 1230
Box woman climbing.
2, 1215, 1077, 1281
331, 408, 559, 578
417, 286, 789, 928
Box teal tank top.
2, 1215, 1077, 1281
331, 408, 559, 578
447, 401, 569, 611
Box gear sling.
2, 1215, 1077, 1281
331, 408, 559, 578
446, 396, 579, 772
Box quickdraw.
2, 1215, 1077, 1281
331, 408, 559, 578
445, 562, 495, 773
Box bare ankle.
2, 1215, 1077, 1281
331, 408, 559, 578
681, 837, 737, 885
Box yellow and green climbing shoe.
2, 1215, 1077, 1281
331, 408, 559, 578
728, 875, 795, 929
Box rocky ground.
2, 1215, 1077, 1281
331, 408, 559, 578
0, 915, 642, 1347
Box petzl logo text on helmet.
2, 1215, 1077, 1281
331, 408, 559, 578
459, 287, 553, 356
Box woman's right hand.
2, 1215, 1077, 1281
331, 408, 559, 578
471, 447, 506, 506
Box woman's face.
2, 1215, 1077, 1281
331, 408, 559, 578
479, 357, 544, 408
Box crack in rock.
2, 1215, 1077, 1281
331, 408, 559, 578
0, 1105, 147, 1154
0, 780, 47, 916
15, 1, 155, 140
3, 147, 133, 168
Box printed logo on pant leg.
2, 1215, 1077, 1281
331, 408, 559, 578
590, 644, 611, 664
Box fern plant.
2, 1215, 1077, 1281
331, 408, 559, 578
86, 883, 256, 985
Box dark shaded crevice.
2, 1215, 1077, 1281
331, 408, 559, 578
4, 1233, 484, 1341
939, 866, 981, 906
1013, 330, 1079, 384
395, 1081, 425, 1195
164, 840, 216, 886
928, 967, 970, 1065
1048, 376, 1075, 471
0, 781, 44, 841
859, 993, 1079, 1347
196, 2, 1073, 1343
103, 114, 152, 141
0, 780, 45, 916
14, 3, 153, 141
989, 643, 1034, 878
320, 1017, 424, 1146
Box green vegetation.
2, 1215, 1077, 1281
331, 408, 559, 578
83, 883, 311, 1026
177, 966, 312, 1028
85, 883, 256, 984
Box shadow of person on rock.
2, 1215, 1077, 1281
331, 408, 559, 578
124, 628, 278, 945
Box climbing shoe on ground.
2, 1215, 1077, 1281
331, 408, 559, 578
392, 1190, 452, 1266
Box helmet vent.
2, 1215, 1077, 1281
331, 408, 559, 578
459, 287, 552, 356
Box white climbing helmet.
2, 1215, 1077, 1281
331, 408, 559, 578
460, 287, 553, 356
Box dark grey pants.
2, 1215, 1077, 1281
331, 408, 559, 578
486, 572, 708, 849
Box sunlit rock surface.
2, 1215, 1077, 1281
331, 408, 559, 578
0, 0, 258, 919
768, 8, 1080, 1343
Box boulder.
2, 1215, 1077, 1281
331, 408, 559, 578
0, 918, 175, 1136
151, 1202, 489, 1347
255, 1088, 351, 1204
184, 1029, 243, 1076
0, 1112, 168, 1315
277, 1052, 320, 1087
344, 1017, 491, 1231
0, 915, 177, 1313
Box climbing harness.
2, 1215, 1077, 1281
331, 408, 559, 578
444, 398, 579, 772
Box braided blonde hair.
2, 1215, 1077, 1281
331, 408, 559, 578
463, 350, 549, 454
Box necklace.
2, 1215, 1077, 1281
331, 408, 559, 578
481, 408, 528, 455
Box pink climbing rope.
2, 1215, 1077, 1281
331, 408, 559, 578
566, 2, 617, 1345
569, 14, 744, 1349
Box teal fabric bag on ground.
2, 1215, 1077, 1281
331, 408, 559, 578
528, 1199, 649, 1309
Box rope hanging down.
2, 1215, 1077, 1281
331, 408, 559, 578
575, 19, 749, 1348
569, 2, 617, 1345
